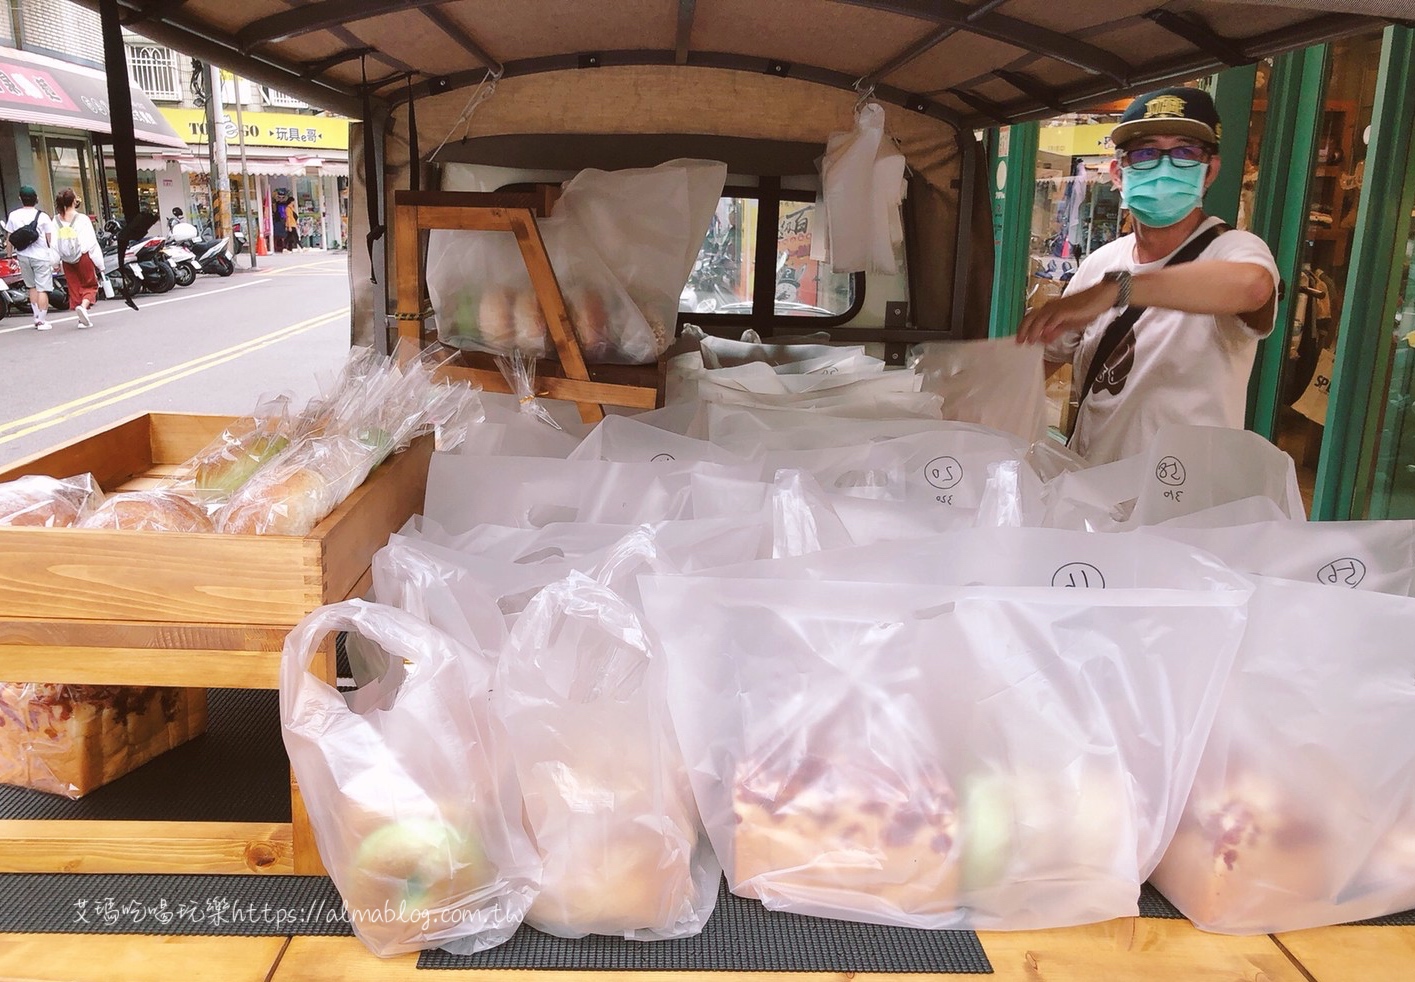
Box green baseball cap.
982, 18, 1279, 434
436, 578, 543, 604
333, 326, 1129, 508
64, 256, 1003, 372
1111, 87, 1222, 148
17, 184, 36, 199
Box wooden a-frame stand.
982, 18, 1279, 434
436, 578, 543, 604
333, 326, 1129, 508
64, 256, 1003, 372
393, 190, 666, 423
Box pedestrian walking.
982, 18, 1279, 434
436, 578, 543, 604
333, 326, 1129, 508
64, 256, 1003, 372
284, 200, 300, 252
4, 184, 58, 330
54, 188, 104, 328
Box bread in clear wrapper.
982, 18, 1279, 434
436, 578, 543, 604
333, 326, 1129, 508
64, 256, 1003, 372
79, 490, 216, 533
0, 474, 104, 527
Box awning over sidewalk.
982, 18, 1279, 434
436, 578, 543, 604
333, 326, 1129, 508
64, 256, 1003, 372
0, 45, 185, 149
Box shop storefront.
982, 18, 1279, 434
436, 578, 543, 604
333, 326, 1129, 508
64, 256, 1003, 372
138, 107, 350, 251
0, 45, 184, 216
987, 24, 1415, 522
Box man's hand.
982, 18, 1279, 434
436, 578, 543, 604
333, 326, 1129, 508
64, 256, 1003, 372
1016, 280, 1118, 346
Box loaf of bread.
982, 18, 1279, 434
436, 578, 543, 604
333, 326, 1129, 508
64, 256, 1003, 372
78, 490, 215, 533
477, 288, 517, 351
1151, 772, 1330, 926
0, 474, 102, 527
732, 752, 962, 919
0, 684, 208, 798
513, 290, 550, 356
218, 434, 376, 535
519, 746, 700, 937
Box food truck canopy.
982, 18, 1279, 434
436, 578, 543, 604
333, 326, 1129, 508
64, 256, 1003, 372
72, 1, 1401, 127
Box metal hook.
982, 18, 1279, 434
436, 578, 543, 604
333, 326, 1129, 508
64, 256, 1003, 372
853, 77, 877, 116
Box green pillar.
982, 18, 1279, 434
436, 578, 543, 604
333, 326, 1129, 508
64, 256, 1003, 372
1312, 26, 1415, 521
1205, 64, 1257, 226
988, 121, 1038, 339
1245, 45, 1329, 441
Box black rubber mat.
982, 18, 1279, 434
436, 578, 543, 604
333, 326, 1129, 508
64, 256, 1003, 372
417, 878, 992, 973
335, 631, 351, 679
1347, 907, 1415, 927
0, 688, 290, 823
0, 873, 351, 936
1139, 882, 1186, 919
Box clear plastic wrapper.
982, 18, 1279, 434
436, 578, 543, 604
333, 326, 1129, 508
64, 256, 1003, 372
218, 433, 383, 535
639, 529, 1251, 930
0, 684, 205, 799
0, 473, 104, 527
218, 348, 481, 535
280, 600, 540, 957
175, 394, 294, 497
493, 572, 719, 939
78, 490, 216, 533
1152, 576, 1415, 932
495, 350, 560, 430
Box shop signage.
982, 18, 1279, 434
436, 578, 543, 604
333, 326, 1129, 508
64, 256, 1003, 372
160, 108, 349, 150
1039, 123, 1117, 159
0, 48, 184, 148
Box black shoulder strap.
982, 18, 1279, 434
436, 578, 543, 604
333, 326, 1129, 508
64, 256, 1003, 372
1075, 222, 1230, 412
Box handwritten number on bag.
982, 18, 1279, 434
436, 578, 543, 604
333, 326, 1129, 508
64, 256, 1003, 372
1317, 558, 1366, 588
924, 456, 963, 492
1052, 563, 1106, 589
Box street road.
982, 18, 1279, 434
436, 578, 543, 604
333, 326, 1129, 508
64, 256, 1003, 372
0, 251, 353, 468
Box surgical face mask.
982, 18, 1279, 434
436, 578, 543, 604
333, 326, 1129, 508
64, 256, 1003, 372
1121, 159, 1208, 228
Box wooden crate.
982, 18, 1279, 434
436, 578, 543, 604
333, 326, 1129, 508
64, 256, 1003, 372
0, 412, 434, 875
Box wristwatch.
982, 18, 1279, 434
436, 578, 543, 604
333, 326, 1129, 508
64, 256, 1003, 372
1102, 270, 1133, 310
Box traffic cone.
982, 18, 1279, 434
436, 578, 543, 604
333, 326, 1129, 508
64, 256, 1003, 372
256, 234, 268, 257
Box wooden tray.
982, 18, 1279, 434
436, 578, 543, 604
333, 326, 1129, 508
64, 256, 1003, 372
0, 412, 434, 875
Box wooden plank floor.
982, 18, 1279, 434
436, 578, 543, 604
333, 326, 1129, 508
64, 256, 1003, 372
6, 919, 1410, 981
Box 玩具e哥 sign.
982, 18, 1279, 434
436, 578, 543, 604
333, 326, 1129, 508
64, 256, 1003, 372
161, 108, 349, 151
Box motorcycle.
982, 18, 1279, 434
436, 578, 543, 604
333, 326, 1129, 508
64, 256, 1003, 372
100, 221, 177, 295
0, 256, 68, 319
168, 209, 240, 277
162, 240, 200, 287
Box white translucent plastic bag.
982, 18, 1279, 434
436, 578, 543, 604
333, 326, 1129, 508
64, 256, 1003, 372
913, 340, 1047, 442
1146, 518, 1415, 596
763, 429, 1029, 515
0, 473, 105, 527
423, 453, 758, 532
1152, 576, 1415, 932
568, 414, 752, 466
640, 529, 1251, 930
820, 103, 906, 274
698, 335, 868, 370
428, 217, 664, 364
770, 469, 972, 557
701, 404, 977, 454
494, 572, 720, 939
553, 159, 727, 346
280, 600, 540, 956
1042, 425, 1306, 531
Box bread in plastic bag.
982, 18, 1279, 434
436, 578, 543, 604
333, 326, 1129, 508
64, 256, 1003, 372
0, 474, 104, 527
428, 216, 665, 365
493, 572, 719, 939
78, 490, 215, 533
552, 159, 728, 347
280, 599, 540, 956
1151, 576, 1415, 932
178, 394, 294, 496
639, 529, 1251, 929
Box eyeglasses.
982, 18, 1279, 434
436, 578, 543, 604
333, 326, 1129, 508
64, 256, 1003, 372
1120, 145, 1212, 170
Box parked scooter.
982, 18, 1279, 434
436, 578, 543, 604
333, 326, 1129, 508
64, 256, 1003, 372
100, 220, 177, 295
0, 256, 68, 319
169, 214, 236, 277
163, 240, 200, 287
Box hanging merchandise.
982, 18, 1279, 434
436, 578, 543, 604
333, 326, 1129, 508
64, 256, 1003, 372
819, 102, 907, 275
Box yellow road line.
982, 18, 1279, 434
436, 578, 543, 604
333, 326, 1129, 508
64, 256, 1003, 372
0, 308, 348, 444
256, 258, 347, 276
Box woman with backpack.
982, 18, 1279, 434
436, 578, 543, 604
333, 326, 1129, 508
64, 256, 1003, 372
54, 188, 104, 328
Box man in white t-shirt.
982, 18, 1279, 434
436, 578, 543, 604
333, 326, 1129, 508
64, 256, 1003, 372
1017, 88, 1279, 465
5, 184, 59, 330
